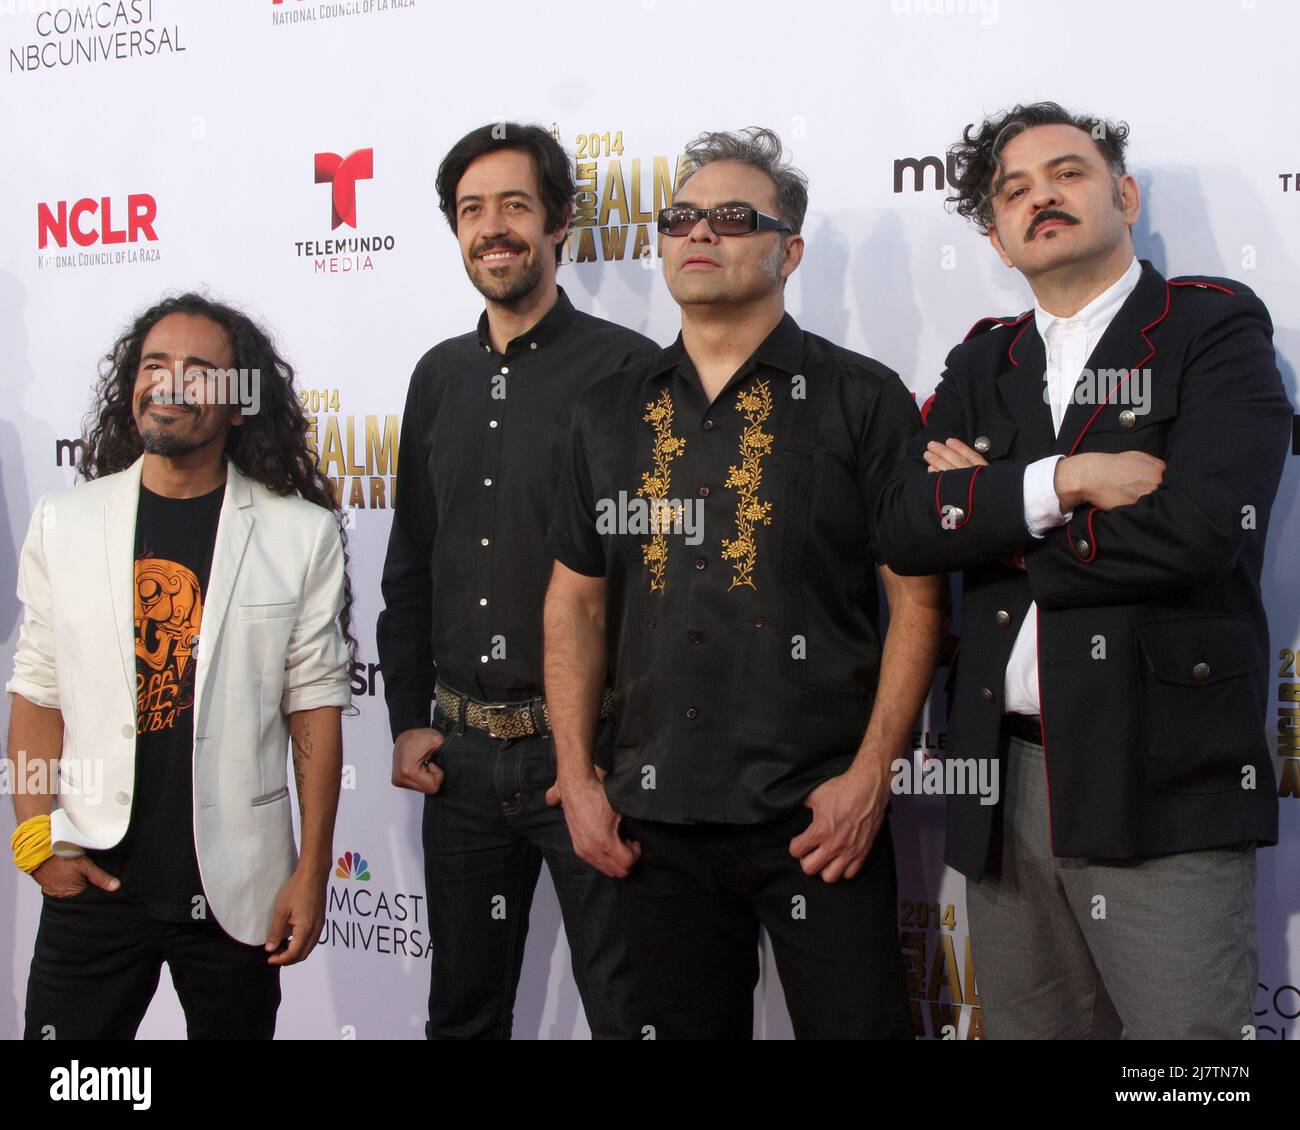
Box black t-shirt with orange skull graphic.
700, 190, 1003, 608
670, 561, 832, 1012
90, 483, 224, 924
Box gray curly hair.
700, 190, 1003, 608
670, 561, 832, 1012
678, 127, 809, 235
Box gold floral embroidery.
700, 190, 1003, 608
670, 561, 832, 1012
637, 388, 686, 592
721, 379, 775, 590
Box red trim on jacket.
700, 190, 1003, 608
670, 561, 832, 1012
964, 464, 984, 525
1004, 312, 1035, 365
933, 464, 983, 529
1066, 282, 1174, 456
1170, 279, 1235, 296
1067, 507, 1099, 563
1034, 612, 1057, 854
963, 312, 1029, 344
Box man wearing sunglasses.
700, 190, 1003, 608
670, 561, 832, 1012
543, 128, 946, 1038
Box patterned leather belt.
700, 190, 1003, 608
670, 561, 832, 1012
435, 682, 614, 741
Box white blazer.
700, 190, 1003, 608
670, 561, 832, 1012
6, 456, 351, 944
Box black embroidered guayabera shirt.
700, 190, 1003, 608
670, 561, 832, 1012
547, 312, 921, 822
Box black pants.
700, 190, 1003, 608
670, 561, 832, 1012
24, 884, 281, 1040
618, 808, 912, 1040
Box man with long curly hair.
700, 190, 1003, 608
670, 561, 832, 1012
7, 293, 355, 1039
874, 102, 1291, 1038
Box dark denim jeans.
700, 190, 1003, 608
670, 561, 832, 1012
421, 707, 634, 1039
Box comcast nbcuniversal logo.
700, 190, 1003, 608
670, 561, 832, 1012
322, 849, 432, 957
335, 851, 371, 881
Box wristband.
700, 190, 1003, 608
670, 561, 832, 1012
12, 813, 53, 874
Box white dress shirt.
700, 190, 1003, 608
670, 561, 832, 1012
1002, 256, 1141, 715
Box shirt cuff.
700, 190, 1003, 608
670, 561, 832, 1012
1023, 455, 1073, 538
281, 680, 352, 717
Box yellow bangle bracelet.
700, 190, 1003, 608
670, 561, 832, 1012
12, 813, 53, 874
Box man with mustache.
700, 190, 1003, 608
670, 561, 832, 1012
874, 102, 1292, 1038
9, 294, 353, 1038
378, 123, 655, 1039
544, 128, 945, 1038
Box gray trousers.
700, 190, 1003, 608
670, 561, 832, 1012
966, 735, 1257, 1040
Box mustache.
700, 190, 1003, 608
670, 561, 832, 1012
138, 392, 197, 417
474, 238, 528, 257
1026, 209, 1079, 240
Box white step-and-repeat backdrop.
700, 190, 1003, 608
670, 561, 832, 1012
1, 0, 1297, 1039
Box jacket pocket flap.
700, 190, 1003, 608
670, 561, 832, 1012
1135, 618, 1258, 686
238, 601, 298, 621
1087, 392, 1179, 432
250, 784, 290, 807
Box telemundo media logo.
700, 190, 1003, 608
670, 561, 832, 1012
295, 146, 395, 274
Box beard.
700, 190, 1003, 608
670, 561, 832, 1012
466, 244, 546, 305
136, 400, 220, 457
139, 426, 205, 456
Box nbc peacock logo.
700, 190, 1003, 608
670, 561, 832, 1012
335, 850, 371, 882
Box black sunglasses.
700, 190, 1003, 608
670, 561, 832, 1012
657, 205, 791, 237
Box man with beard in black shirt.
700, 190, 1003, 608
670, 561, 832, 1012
378, 123, 656, 1039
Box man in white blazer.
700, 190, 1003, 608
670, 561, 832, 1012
6, 294, 353, 1039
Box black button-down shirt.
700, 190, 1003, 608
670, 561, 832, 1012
378, 287, 657, 739
547, 313, 920, 822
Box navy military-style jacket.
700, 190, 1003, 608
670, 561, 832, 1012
874, 260, 1292, 879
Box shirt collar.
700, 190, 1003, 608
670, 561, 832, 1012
752, 312, 805, 375
655, 311, 805, 386
1033, 255, 1141, 345
474, 286, 577, 355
